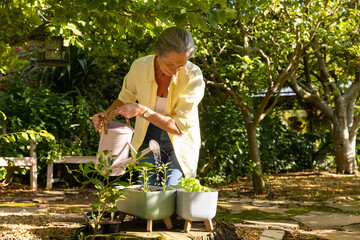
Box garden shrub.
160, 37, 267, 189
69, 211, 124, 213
198, 100, 249, 184
198, 98, 333, 184
0, 70, 99, 186
258, 112, 333, 172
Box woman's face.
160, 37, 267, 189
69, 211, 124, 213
157, 51, 190, 77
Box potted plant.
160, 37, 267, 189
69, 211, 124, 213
116, 161, 176, 232
174, 178, 218, 233
66, 150, 129, 238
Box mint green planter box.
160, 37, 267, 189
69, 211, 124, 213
116, 185, 176, 221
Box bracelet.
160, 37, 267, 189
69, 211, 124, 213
142, 107, 150, 118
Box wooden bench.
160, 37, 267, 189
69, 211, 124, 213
46, 156, 96, 189
0, 140, 38, 191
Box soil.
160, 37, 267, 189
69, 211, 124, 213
128, 187, 163, 192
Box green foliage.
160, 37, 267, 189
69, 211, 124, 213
0, 70, 96, 148
199, 100, 249, 183
0, 130, 54, 144
199, 100, 332, 183
1, 0, 236, 73
0, 43, 30, 74
258, 113, 332, 172
135, 162, 155, 192
134, 161, 172, 192
0, 69, 100, 185
177, 177, 210, 192
0, 1, 43, 44
27, 45, 119, 96
0, 111, 55, 184
66, 151, 129, 233
157, 162, 172, 191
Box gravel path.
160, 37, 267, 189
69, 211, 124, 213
0, 214, 83, 240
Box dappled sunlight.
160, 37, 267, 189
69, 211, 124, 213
0, 215, 81, 240
215, 171, 360, 202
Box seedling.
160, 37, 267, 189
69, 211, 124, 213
135, 162, 155, 192
157, 162, 172, 191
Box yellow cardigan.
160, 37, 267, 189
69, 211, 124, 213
118, 54, 205, 178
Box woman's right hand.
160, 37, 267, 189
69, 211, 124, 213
92, 112, 106, 133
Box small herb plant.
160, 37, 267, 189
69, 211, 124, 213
131, 161, 172, 192
178, 178, 211, 192
158, 162, 172, 191
135, 162, 155, 192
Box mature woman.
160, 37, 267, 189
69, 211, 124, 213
92, 27, 205, 186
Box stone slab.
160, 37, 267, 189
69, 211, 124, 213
259, 229, 285, 240
298, 201, 318, 207
244, 220, 299, 230
234, 223, 269, 229
218, 198, 253, 204
303, 229, 360, 240
252, 200, 272, 206
218, 202, 289, 214
326, 202, 360, 212
0, 207, 50, 216
32, 196, 68, 203
292, 211, 360, 230
341, 224, 360, 232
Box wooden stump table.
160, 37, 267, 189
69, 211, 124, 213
90, 218, 239, 240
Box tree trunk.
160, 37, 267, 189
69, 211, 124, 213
331, 121, 358, 174
248, 124, 265, 194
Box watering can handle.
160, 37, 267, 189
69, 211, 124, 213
102, 108, 130, 135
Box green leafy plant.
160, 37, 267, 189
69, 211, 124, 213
135, 162, 155, 192
177, 178, 211, 192
157, 162, 172, 191
0, 129, 55, 143
126, 161, 137, 187
133, 161, 173, 192
0, 70, 101, 185
66, 150, 129, 236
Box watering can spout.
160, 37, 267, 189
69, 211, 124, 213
110, 140, 160, 175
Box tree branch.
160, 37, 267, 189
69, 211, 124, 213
289, 74, 335, 121
204, 78, 255, 115
343, 71, 360, 104
312, 43, 339, 93
258, 42, 303, 121
198, 55, 225, 84
350, 112, 360, 138
202, 39, 217, 69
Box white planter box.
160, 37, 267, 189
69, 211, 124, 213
175, 187, 218, 221
171, 186, 218, 232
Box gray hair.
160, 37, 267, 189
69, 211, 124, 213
154, 27, 195, 58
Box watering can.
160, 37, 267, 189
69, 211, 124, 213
97, 115, 160, 176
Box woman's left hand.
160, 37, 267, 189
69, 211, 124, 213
114, 103, 146, 118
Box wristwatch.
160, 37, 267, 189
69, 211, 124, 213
143, 107, 150, 118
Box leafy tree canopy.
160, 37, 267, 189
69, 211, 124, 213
0, 0, 236, 71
